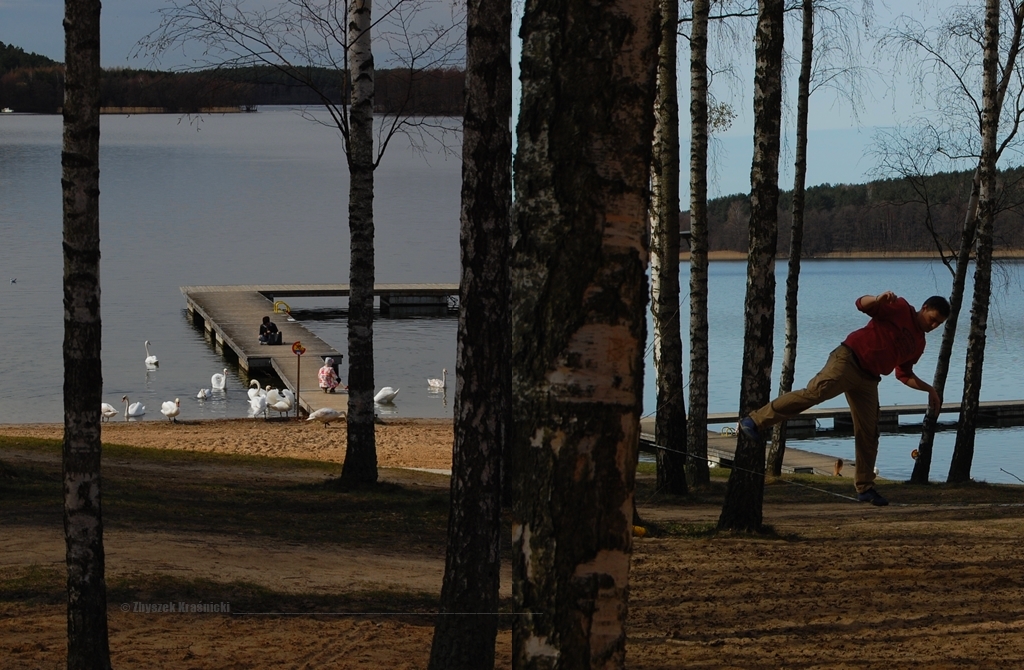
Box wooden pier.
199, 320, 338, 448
701, 400, 1024, 434
181, 283, 457, 416
640, 418, 841, 475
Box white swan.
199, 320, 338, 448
161, 398, 181, 423
211, 368, 228, 391
269, 389, 294, 418
122, 395, 145, 419
307, 407, 344, 427
247, 379, 267, 401
427, 368, 447, 390
197, 388, 211, 400
374, 387, 400, 403
249, 391, 268, 419
144, 340, 159, 367
101, 403, 119, 422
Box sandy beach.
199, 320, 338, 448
0, 417, 456, 471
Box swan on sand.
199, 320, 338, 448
306, 407, 344, 427
161, 398, 181, 423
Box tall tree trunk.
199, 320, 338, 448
686, 0, 712, 488
62, 1, 112, 667
651, 0, 688, 495
510, 0, 659, 665
427, 0, 511, 666
948, 0, 999, 484
342, 0, 377, 484
910, 173, 978, 483
718, 0, 783, 532
767, 0, 812, 477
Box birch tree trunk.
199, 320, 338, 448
427, 0, 511, 665
910, 173, 978, 483
62, 0, 112, 667
718, 0, 783, 532
686, 0, 712, 488
511, 0, 659, 665
651, 0, 688, 495
342, 0, 378, 483
767, 0, 812, 477
948, 0, 999, 483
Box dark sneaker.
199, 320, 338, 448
857, 489, 889, 506
738, 417, 763, 443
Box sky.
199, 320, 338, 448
0, 0, 979, 197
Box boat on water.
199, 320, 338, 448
1, 108, 12, 113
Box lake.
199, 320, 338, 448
2, 108, 1022, 483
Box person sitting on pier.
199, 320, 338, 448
259, 316, 282, 345
318, 357, 346, 393
738, 291, 950, 507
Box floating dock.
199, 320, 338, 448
702, 401, 1024, 435
639, 418, 841, 475
181, 283, 458, 416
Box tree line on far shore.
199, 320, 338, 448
690, 165, 1024, 255
0, 42, 464, 114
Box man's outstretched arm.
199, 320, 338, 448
900, 372, 942, 413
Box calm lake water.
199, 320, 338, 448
2, 108, 1022, 483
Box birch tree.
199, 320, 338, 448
686, 0, 712, 489
652, 0, 689, 495
63, 0, 112, 666
766, 0, 811, 476
949, 0, 1003, 483
427, 0, 511, 664
510, 0, 659, 664
718, 0, 784, 532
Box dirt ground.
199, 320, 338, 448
4, 419, 1024, 668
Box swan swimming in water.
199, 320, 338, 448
197, 388, 211, 400
144, 340, 159, 368
427, 369, 447, 390
161, 398, 181, 423
307, 407, 344, 427
211, 368, 228, 391
101, 403, 119, 421
374, 387, 400, 403
247, 379, 268, 401
122, 395, 145, 419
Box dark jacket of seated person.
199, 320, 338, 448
259, 316, 282, 345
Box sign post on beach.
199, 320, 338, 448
292, 341, 305, 417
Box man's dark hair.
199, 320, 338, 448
923, 295, 951, 318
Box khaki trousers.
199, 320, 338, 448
749, 344, 880, 493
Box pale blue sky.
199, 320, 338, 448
0, 0, 983, 196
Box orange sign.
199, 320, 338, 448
291, 341, 306, 356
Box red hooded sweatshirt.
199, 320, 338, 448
842, 296, 925, 384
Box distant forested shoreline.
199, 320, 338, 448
0, 41, 463, 115
691, 167, 1024, 255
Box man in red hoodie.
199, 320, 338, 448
739, 291, 950, 506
